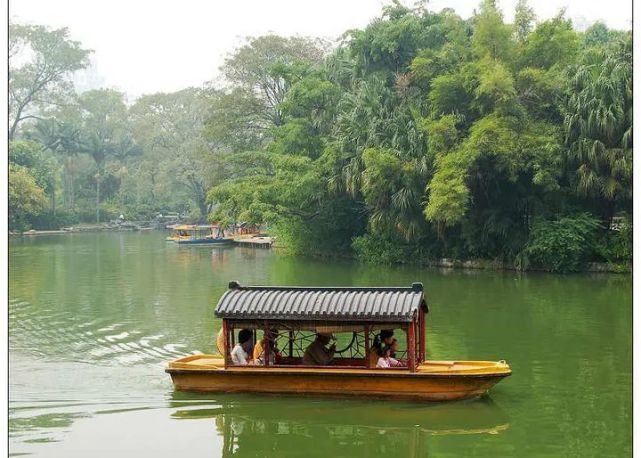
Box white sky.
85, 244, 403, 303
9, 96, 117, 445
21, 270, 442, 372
9, 0, 633, 98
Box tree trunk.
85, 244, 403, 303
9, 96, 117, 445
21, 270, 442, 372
9, 97, 31, 141
604, 199, 616, 232
197, 194, 208, 222
63, 158, 70, 210
96, 175, 101, 223
9, 109, 22, 140
150, 170, 156, 202
70, 163, 75, 210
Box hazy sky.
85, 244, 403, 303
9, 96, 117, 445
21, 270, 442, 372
9, 0, 632, 98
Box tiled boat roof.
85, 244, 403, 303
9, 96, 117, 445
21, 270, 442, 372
214, 281, 427, 322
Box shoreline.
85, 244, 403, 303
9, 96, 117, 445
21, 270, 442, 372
10, 225, 156, 236
269, 244, 631, 274
414, 258, 630, 274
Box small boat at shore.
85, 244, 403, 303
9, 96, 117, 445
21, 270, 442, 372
166, 282, 511, 401
166, 225, 233, 245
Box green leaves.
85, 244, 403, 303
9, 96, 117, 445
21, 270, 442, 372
424, 151, 471, 227
564, 34, 632, 204
9, 24, 92, 139
10, 4, 631, 270
472, 0, 514, 61
9, 163, 48, 230
524, 213, 602, 272
521, 13, 579, 69
360, 148, 426, 240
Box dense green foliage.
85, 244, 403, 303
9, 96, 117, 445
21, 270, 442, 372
523, 213, 601, 272
8, 2, 632, 271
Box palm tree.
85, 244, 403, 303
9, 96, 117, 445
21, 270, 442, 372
79, 131, 139, 223
330, 76, 430, 241
32, 118, 82, 211
564, 35, 632, 223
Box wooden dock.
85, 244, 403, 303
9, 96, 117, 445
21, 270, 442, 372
232, 236, 274, 248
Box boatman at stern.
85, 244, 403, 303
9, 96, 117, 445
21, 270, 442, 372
302, 333, 336, 365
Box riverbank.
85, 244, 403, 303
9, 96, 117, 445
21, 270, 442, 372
419, 258, 630, 274
10, 222, 155, 236
272, 242, 631, 274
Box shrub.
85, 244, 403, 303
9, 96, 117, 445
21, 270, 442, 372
352, 233, 415, 264
28, 209, 80, 230
523, 213, 601, 272
596, 216, 632, 263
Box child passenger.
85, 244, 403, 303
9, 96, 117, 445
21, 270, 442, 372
231, 329, 254, 365
376, 338, 403, 368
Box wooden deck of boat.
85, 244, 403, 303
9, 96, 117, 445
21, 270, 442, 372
166, 355, 510, 400
167, 355, 511, 377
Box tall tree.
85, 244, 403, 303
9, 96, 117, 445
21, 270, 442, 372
205, 35, 327, 150
9, 139, 56, 212
472, 0, 514, 61
31, 118, 82, 210
75, 89, 138, 222
521, 11, 579, 69
130, 88, 215, 220
9, 24, 91, 139
9, 164, 47, 230
564, 35, 632, 222
513, 0, 536, 43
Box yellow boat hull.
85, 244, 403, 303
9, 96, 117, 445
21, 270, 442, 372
166, 236, 191, 242
166, 355, 511, 401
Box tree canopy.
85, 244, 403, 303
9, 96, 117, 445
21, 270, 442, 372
8, 2, 632, 271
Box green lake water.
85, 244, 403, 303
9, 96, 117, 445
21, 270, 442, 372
9, 232, 632, 457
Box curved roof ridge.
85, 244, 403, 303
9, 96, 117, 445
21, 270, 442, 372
216, 282, 427, 322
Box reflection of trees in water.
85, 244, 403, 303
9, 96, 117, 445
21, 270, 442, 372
9, 410, 88, 455
170, 393, 509, 457
215, 415, 425, 457
210, 247, 232, 269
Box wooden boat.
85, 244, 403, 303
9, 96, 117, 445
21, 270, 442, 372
166, 224, 196, 242
167, 225, 233, 245
176, 236, 233, 245
166, 282, 511, 401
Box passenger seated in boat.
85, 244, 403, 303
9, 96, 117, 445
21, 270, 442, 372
253, 329, 281, 365
231, 329, 253, 365
369, 329, 394, 367
376, 339, 403, 368
302, 333, 336, 365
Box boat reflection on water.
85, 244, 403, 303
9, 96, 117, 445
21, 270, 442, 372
169, 392, 510, 457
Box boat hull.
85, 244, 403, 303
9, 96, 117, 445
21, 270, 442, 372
176, 238, 233, 245
166, 356, 511, 401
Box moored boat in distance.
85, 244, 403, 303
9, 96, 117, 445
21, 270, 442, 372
166, 225, 233, 245
166, 282, 511, 401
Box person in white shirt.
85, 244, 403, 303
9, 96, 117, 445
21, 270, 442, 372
376, 339, 403, 368
231, 329, 253, 365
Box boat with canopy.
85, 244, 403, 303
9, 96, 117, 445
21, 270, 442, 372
166, 225, 233, 245
166, 281, 511, 401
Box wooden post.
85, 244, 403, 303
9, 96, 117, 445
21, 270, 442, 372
407, 321, 416, 372
364, 325, 371, 368
419, 308, 426, 363
264, 323, 271, 367
288, 330, 294, 358
223, 320, 230, 369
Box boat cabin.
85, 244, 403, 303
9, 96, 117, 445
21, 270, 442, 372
216, 281, 429, 372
